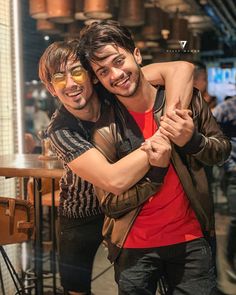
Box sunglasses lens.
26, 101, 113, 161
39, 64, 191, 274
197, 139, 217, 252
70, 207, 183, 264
51, 67, 87, 88
71, 68, 87, 84
51, 73, 66, 88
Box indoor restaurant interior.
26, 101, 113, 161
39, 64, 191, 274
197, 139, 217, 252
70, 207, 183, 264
0, 0, 235, 294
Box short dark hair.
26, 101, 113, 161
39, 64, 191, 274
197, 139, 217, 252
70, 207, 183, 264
78, 20, 136, 75
38, 40, 80, 91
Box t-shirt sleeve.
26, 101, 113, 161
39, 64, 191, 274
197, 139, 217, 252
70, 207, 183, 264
49, 128, 94, 164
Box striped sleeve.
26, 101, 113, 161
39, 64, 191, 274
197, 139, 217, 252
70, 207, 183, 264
49, 128, 94, 164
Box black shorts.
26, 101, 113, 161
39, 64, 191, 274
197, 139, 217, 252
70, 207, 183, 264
58, 214, 104, 293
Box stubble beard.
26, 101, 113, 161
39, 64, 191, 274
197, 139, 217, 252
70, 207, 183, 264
115, 68, 141, 99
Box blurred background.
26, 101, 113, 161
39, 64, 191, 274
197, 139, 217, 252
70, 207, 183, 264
23, 0, 236, 137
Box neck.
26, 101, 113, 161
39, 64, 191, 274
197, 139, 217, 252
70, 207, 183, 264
66, 93, 101, 122
117, 75, 157, 113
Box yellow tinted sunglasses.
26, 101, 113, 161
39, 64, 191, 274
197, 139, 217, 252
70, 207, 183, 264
51, 66, 88, 88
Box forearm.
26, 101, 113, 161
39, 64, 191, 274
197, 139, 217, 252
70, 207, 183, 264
142, 61, 194, 110
102, 148, 151, 194
69, 147, 151, 195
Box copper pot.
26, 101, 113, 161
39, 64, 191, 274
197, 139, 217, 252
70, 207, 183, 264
74, 0, 86, 20
29, 0, 47, 19
119, 0, 145, 27
47, 0, 75, 23
84, 0, 113, 19
141, 6, 163, 40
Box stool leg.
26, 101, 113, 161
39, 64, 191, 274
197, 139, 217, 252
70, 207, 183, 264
0, 263, 6, 295
0, 246, 26, 294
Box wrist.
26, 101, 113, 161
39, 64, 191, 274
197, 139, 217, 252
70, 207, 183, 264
180, 130, 204, 154
145, 166, 169, 183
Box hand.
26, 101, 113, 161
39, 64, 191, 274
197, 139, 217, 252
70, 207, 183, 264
141, 133, 171, 167
159, 109, 194, 147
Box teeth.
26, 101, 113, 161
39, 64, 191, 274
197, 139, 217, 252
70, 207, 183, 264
67, 91, 81, 97
115, 77, 129, 87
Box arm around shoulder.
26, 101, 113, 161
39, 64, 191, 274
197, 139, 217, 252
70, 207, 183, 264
142, 61, 194, 110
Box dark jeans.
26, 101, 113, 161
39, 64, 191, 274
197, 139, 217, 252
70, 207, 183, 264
58, 214, 104, 293
114, 238, 217, 295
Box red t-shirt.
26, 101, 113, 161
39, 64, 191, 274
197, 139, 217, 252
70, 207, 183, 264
124, 109, 203, 248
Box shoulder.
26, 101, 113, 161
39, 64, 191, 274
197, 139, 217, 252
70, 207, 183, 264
47, 106, 78, 135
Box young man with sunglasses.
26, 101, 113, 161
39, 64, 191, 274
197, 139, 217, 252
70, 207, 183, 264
39, 39, 196, 295
77, 21, 231, 295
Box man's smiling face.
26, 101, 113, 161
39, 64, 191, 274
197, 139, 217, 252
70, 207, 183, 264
91, 45, 142, 99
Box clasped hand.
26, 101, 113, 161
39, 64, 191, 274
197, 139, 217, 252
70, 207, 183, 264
159, 109, 194, 147
141, 131, 171, 167
141, 109, 194, 167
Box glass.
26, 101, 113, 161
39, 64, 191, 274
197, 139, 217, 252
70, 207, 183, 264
51, 66, 88, 88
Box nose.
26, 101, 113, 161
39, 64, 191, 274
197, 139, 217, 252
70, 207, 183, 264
65, 73, 77, 88
110, 67, 124, 81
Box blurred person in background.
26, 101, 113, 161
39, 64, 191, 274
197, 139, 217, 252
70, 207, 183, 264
213, 95, 236, 283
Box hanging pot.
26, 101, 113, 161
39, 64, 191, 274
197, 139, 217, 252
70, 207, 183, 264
47, 0, 75, 23
119, 0, 145, 27
84, 0, 113, 19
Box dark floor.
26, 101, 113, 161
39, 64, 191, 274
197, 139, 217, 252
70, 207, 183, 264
92, 245, 117, 295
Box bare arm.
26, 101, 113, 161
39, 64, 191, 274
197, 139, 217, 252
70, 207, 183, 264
68, 147, 150, 195
87, 126, 170, 217
142, 61, 194, 111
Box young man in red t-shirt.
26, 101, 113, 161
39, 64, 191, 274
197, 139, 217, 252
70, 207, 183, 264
79, 21, 231, 295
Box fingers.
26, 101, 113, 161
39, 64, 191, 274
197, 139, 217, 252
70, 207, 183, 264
152, 132, 170, 143
141, 136, 171, 154
159, 109, 193, 138
159, 120, 178, 138
141, 135, 171, 167
174, 109, 192, 118
149, 136, 170, 148
140, 140, 152, 151
159, 125, 175, 140
161, 109, 192, 122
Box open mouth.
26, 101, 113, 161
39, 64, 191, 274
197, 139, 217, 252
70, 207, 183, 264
66, 89, 83, 97
113, 75, 130, 87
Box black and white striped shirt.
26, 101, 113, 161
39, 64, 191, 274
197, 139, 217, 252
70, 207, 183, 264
47, 104, 103, 218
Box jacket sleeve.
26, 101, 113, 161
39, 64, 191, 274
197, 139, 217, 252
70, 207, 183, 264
91, 123, 164, 218
94, 180, 161, 218
180, 90, 231, 166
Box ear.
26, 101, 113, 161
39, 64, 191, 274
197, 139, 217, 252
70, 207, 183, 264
133, 47, 142, 65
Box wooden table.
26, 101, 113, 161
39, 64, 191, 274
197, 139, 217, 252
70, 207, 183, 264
0, 154, 63, 178
0, 154, 63, 295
